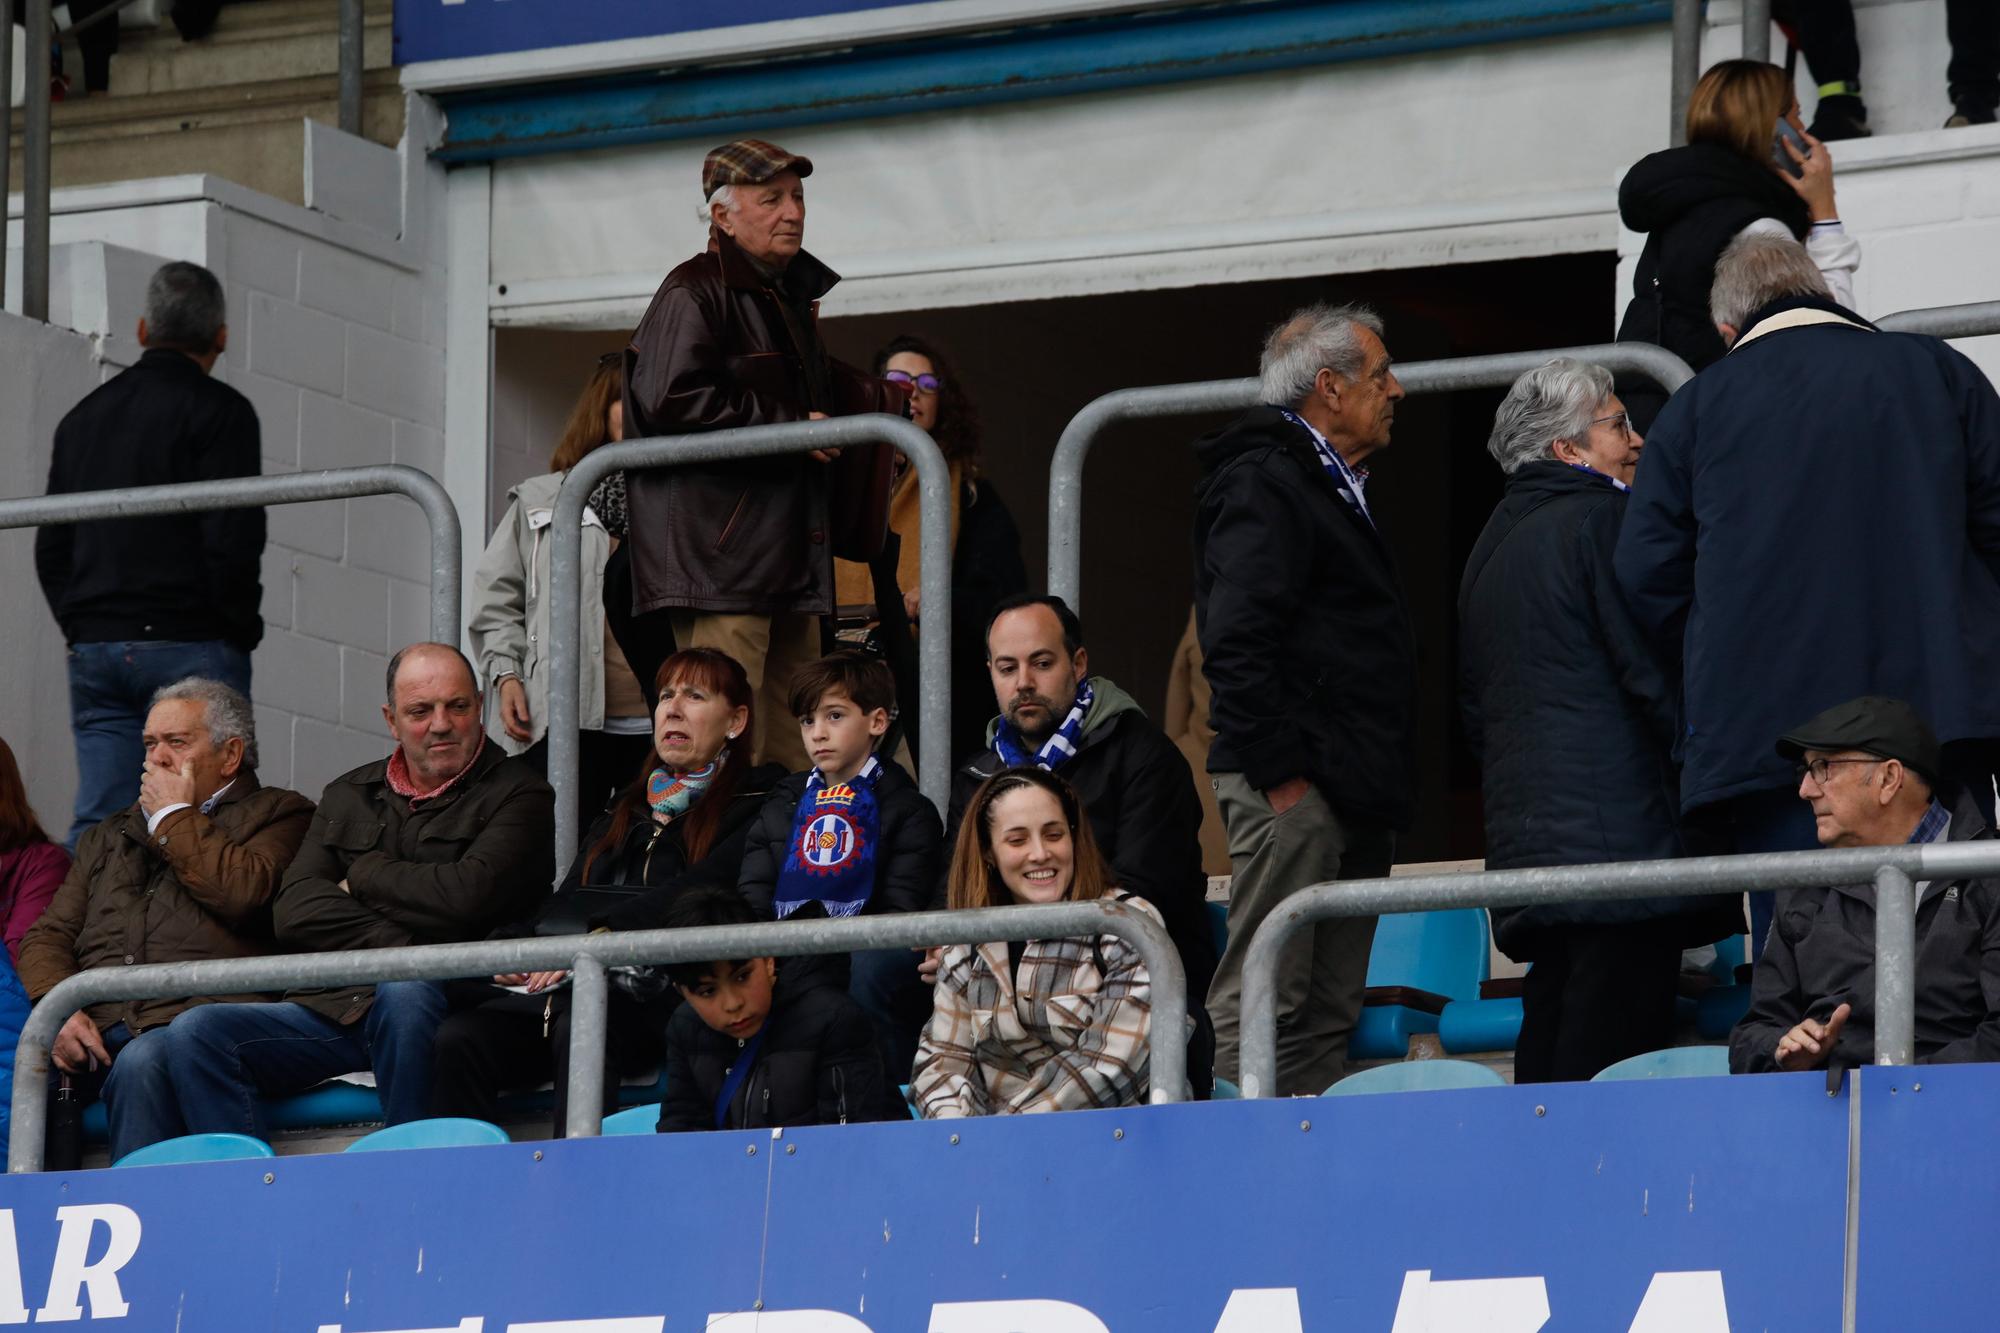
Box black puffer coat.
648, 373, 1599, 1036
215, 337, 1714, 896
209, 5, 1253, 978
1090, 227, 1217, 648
738, 759, 941, 918
1459, 462, 1738, 960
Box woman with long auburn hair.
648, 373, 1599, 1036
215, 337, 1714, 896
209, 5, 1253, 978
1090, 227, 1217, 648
0, 737, 68, 964
911, 767, 1170, 1117
428, 648, 785, 1136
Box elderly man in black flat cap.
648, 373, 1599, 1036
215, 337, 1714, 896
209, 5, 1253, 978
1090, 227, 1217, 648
613, 139, 911, 769
1730, 696, 2000, 1074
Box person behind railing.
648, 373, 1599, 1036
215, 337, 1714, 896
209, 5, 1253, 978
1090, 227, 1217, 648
1615, 233, 2000, 963
1193, 302, 1412, 1098
469, 352, 655, 833
945, 594, 1215, 1076
1731, 697, 2000, 1073
655, 885, 894, 1132
0, 736, 68, 965
913, 768, 1167, 1116
1614, 60, 1857, 430
34, 260, 265, 849
616, 138, 912, 773
427, 648, 784, 1135
736, 652, 941, 1082
1781, 0, 1998, 138
15, 679, 311, 1166
1460, 359, 1742, 1084
142, 644, 555, 1148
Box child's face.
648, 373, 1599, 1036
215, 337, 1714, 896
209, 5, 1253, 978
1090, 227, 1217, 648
679, 958, 777, 1040
798, 688, 889, 782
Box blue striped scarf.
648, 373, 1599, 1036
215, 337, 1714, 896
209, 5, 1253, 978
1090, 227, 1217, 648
993, 680, 1094, 773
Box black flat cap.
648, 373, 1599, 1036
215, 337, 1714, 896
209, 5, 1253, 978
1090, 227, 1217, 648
1776, 695, 1941, 785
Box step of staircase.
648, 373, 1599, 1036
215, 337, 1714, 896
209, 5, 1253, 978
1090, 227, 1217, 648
107, 0, 392, 97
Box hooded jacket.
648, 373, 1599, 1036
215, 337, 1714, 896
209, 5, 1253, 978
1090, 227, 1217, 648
947, 676, 1215, 1003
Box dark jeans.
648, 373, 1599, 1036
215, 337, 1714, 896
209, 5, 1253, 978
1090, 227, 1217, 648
1514, 925, 1686, 1084
46, 1020, 186, 1164
1790, 0, 1998, 109
1684, 787, 1818, 965
65, 639, 251, 848
518, 730, 656, 835
850, 947, 933, 1086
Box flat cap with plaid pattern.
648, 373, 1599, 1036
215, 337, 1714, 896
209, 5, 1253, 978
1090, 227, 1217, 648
702, 139, 815, 199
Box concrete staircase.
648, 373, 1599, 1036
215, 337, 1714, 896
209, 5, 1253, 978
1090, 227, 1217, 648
6, 0, 401, 208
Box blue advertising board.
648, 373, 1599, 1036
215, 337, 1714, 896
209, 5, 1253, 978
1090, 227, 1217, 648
394, 0, 918, 66
0, 1075, 1863, 1331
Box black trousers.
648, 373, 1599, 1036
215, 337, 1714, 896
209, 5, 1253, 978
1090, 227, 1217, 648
1788, 0, 1999, 109
429, 981, 669, 1136
1513, 924, 1685, 1084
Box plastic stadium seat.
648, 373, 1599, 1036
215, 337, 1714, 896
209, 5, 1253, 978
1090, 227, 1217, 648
1211, 1077, 1241, 1100
601, 1104, 660, 1135
114, 1132, 274, 1168
344, 1118, 511, 1152
1697, 984, 1752, 1039
1591, 1046, 1730, 1082
1206, 900, 1229, 962
1323, 1059, 1507, 1097
1438, 996, 1523, 1054
1353, 909, 1491, 1060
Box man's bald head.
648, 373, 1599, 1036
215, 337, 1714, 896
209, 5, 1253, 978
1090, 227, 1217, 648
385, 642, 478, 707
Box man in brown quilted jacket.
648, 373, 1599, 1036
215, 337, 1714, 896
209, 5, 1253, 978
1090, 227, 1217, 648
18, 678, 312, 1164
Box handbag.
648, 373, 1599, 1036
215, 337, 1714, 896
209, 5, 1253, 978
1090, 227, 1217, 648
825, 441, 895, 562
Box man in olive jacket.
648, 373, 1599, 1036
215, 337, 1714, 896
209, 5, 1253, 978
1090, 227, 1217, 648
17, 679, 312, 1164
155, 643, 555, 1145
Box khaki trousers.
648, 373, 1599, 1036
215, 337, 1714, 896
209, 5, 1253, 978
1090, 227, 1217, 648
668, 611, 818, 772
1206, 773, 1392, 1096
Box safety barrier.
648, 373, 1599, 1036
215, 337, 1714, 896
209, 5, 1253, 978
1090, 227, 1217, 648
0, 464, 462, 644
1877, 301, 2000, 340
546, 414, 951, 867
7, 897, 1187, 1171
1234, 839, 2000, 1098
1046, 341, 1695, 609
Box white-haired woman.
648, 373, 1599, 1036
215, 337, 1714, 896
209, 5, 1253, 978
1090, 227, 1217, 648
1458, 357, 1739, 1084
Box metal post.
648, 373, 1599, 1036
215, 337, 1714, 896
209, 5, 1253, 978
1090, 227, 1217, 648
0, 464, 462, 645
1, 4, 13, 311
1669, 0, 1702, 147
1740, 0, 1771, 63
563, 954, 609, 1138
547, 415, 950, 871
1876, 301, 2000, 340
337, 0, 363, 137
1046, 342, 1696, 610
22, 0, 48, 321
1872, 866, 1915, 1066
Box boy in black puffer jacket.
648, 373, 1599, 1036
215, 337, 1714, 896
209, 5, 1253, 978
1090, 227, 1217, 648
657, 887, 893, 1132
738, 651, 942, 1083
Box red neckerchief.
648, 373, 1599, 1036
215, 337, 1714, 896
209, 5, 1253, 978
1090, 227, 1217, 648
385, 733, 486, 805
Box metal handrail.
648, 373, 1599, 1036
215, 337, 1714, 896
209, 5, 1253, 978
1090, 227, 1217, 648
1234, 839, 2000, 1098
1876, 302, 2000, 340
546, 415, 951, 870
0, 463, 463, 645
8, 897, 1188, 1171
1046, 341, 1695, 609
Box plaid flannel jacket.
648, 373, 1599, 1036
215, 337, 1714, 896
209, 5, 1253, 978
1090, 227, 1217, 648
911, 896, 1161, 1117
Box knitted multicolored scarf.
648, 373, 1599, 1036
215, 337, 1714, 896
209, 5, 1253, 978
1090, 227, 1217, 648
647, 759, 719, 821
993, 679, 1095, 772
772, 756, 883, 919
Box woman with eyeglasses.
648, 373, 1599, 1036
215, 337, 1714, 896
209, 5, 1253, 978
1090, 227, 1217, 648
833, 335, 1026, 763
468, 353, 656, 832
1458, 358, 1741, 1084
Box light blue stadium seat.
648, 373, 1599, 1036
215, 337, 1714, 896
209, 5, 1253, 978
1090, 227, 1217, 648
601, 1104, 660, 1135
114, 1132, 274, 1168
1438, 995, 1524, 1054
898, 1083, 920, 1120
1323, 1059, 1507, 1097
1353, 909, 1491, 1060
1206, 900, 1229, 963
1211, 1077, 1240, 1100
344, 1117, 511, 1152
1591, 1045, 1730, 1082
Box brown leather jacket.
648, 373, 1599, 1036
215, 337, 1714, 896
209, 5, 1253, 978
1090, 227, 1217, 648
17, 774, 314, 1033
621, 230, 908, 617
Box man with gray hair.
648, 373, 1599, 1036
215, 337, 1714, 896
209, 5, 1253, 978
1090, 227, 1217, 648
1192, 301, 1414, 1095
17, 678, 312, 1166
1616, 231, 2000, 959
36, 260, 264, 847
616, 139, 911, 768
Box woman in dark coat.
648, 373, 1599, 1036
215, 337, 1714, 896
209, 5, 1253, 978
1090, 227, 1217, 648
1458, 358, 1739, 1083
428, 648, 783, 1133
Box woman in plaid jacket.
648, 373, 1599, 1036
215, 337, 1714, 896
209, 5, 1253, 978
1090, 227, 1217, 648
911, 767, 1163, 1116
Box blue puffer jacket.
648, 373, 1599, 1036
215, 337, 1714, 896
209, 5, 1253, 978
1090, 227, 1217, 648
0, 951, 34, 1155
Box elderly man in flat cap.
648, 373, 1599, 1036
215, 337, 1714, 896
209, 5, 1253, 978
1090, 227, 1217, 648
1729, 696, 2000, 1074
614, 139, 910, 769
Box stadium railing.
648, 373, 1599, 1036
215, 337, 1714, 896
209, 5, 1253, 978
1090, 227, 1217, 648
0, 463, 462, 644
545, 414, 951, 868
1045, 341, 1696, 611
1876, 302, 2000, 339
7, 897, 1188, 1171
1235, 841, 2000, 1098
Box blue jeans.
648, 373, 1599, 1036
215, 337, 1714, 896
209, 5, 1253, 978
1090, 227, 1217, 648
849, 947, 931, 1086
51, 1021, 188, 1163
161, 983, 449, 1140
1688, 787, 1819, 964
65, 639, 251, 847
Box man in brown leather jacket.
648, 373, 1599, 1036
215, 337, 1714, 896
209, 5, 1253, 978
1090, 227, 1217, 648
18, 678, 312, 1164
620, 138, 909, 769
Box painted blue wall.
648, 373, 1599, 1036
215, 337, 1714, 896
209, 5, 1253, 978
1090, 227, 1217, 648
395, 0, 915, 66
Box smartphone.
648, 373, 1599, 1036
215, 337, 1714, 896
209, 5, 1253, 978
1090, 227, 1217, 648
1772, 120, 1809, 177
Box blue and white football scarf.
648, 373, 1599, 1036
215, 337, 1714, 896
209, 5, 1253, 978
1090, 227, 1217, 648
1277, 408, 1374, 530
993, 679, 1095, 773
1567, 461, 1631, 493
773, 756, 883, 920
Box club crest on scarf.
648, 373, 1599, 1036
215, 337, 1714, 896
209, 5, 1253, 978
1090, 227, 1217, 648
773, 756, 883, 920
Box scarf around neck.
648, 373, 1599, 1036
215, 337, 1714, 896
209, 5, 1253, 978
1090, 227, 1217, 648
385, 734, 486, 805
993, 679, 1095, 772
648, 757, 721, 821
773, 755, 884, 920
